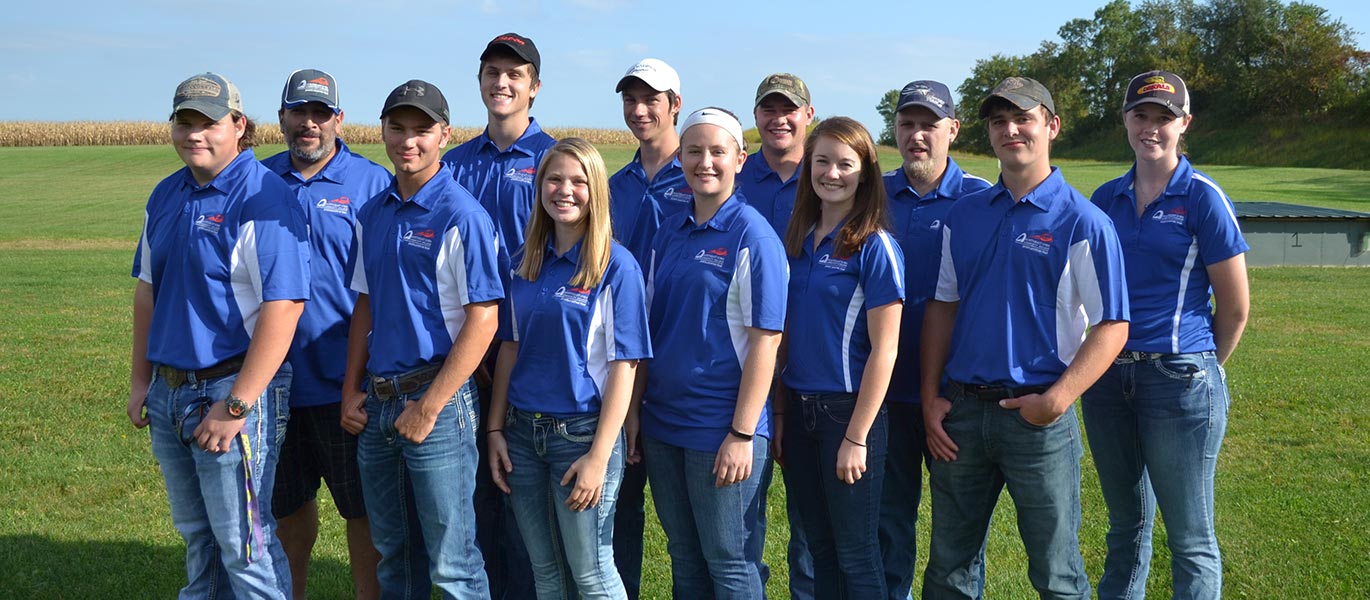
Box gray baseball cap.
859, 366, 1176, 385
282, 68, 341, 114
978, 77, 1055, 118
171, 73, 242, 121
380, 79, 450, 124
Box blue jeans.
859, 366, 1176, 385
612, 458, 647, 600
781, 393, 888, 598
643, 434, 769, 599
923, 382, 1089, 600
358, 376, 489, 599
147, 365, 292, 600
881, 401, 951, 600
1082, 351, 1229, 600
504, 408, 626, 599
759, 457, 815, 600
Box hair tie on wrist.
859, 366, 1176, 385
844, 435, 866, 448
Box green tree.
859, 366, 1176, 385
875, 89, 900, 146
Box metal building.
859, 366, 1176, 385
1236, 202, 1370, 267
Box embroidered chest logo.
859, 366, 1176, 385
195, 213, 225, 234
316, 196, 351, 215
1152, 207, 1186, 226
694, 247, 728, 268
553, 285, 592, 307
403, 228, 435, 250
664, 186, 694, 204
504, 166, 536, 185
818, 253, 850, 271
927, 219, 941, 231
1014, 231, 1053, 255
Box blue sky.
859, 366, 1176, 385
3, 0, 1366, 135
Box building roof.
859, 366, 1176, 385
1235, 201, 1370, 220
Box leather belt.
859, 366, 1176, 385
156, 355, 246, 388
952, 380, 1050, 402
372, 364, 442, 400
1116, 350, 1167, 363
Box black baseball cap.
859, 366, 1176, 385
896, 80, 955, 120
380, 79, 449, 124
481, 33, 540, 74
979, 77, 1056, 118
281, 68, 340, 114
1123, 70, 1190, 117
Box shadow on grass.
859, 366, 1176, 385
0, 535, 352, 599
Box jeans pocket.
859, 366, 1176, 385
1154, 353, 1207, 381
557, 414, 600, 444
818, 396, 858, 425
1014, 409, 1061, 430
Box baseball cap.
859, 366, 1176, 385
615, 58, 681, 95
1123, 70, 1190, 117
380, 79, 450, 125
896, 80, 956, 120
281, 68, 340, 114
680, 107, 746, 151
754, 73, 810, 107
481, 33, 540, 74
171, 73, 242, 121
978, 76, 1056, 118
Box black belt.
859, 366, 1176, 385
371, 364, 442, 400
1116, 350, 1166, 363
156, 355, 246, 388
952, 380, 1050, 402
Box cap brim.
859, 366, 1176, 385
896, 99, 952, 119
381, 102, 447, 125
1123, 97, 1187, 117
282, 99, 342, 114
171, 101, 231, 121
978, 92, 1043, 118
755, 90, 807, 108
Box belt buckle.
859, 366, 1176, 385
160, 365, 188, 388
372, 376, 396, 400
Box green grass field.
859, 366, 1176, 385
1, 144, 1368, 598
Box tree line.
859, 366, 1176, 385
876, 0, 1370, 155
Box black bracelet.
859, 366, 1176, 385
486, 429, 504, 436
728, 427, 754, 441
843, 435, 866, 448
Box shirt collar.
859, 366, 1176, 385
987, 166, 1068, 212
545, 237, 584, 265
384, 163, 453, 211
181, 148, 256, 193
476, 117, 546, 157
889, 158, 968, 202
1112, 155, 1196, 206
680, 192, 746, 232
749, 152, 799, 185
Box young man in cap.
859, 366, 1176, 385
263, 68, 392, 600
742, 71, 817, 600
441, 31, 552, 599
129, 72, 307, 599
343, 79, 502, 599
605, 57, 691, 599
878, 79, 991, 600
920, 76, 1130, 599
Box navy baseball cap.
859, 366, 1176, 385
171, 72, 242, 121
281, 68, 341, 114
1123, 70, 1190, 117
896, 80, 956, 120
978, 77, 1056, 118
380, 79, 450, 125
481, 32, 540, 74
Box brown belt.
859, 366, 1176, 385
156, 355, 246, 388
371, 364, 442, 400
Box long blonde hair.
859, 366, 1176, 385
516, 137, 613, 289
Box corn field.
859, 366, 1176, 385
0, 121, 637, 147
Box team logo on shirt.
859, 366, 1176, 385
928, 219, 942, 231
818, 253, 850, 271
694, 247, 728, 268
316, 196, 352, 215
1014, 231, 1053, 255
1152, 207, 1187, 225
504, 166, 536, 184
195, 213, 224, 234
403, 228, 435, 250
553, 285, 592, 307
664, 186, 694, 204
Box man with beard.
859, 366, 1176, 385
878, 80, 990, 600
263, 68, 392, 600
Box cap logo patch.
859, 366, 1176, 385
296, 78, 332, 95
496, 35, 526, 45
179, 78, 222, 98
1137, 82, 1176, 95
398, 84, 425, 97
1000, 78, 1025, 91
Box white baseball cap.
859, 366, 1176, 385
615, 58, 681, 96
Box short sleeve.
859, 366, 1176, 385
861, 230, 906, 308
1072, 214, 1130, 325
1189, 175, 1249, 266
605, 250, 652, 360
346, 219, 369, 295
933, 225, 959, 302
243, 177, 311, 302
743, 227, 788, 331
443, 209, 505, 305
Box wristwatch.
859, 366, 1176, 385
224, 395, 250, 419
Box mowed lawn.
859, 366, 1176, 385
0, 143, 1367, 598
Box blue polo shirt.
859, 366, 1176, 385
883, 159, 992, 403
640, 195, 789, 452
347, 164, 504, 378
1091, 156, 1248, 354
782, 227, 905, 395
737, 153, 800, 237
497, 240, 652, 416
608, 151, 693, 263
441, 118, 557, 280
134, 149, 311, 370
935, 168, 1129, 388
263, 140, 393, 407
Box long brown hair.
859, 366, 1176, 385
784, 116, 888, 258
516, 138, 613, 289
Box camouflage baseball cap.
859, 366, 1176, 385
754, 73, 810, 107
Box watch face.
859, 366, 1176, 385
226, 397, 248, 418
